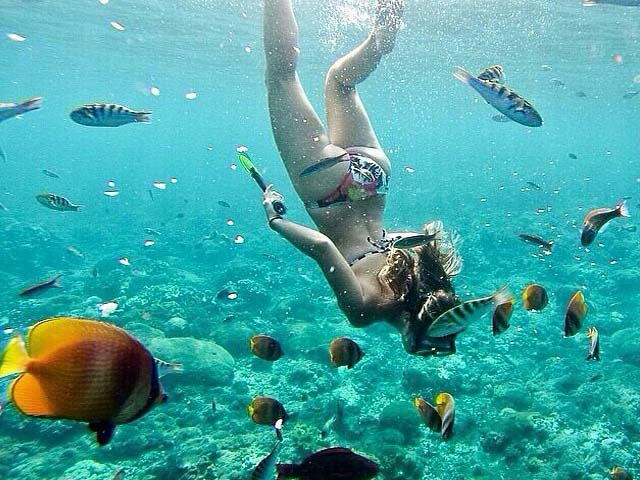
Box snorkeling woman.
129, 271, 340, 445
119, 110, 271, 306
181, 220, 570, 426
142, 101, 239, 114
260, 0, 511, 356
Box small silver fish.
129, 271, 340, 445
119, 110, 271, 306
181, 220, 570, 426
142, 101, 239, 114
583, 0, 640, 5
550, 78, 566, 87
0, 144, 6, 162
586, 326, 600, 361
112, 468, 125, 480
526, 181, 542, 191
42, 169, 60, 178
477, 65, 505, 83
581, 199, 630, 246
19, 274, 62, 296
392, 233, 437, 249
36, 193, 81, 211
320, 399, 344, 439
426, 287, 514, 338
70, 103, 151, 127
0, 97, 42, 123
0, 202, 8, 212
518, 233, 554, 252
251, 440, 281, 480
453, 66, 543, 127
65, 245, 85, 258
623, 91, 639, 99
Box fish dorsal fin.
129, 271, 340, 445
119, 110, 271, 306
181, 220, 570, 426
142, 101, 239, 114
477, 65, 505, 84
26, 317, 131, 358
309, 447, 353, 460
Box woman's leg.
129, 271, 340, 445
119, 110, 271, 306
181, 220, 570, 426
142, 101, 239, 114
324, 0, 404, 152
264, 0, 347, 201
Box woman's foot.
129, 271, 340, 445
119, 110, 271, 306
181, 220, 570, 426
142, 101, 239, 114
373, 0, 404, 54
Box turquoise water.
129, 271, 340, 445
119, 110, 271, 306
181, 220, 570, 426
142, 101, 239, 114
1, 0, 640, 478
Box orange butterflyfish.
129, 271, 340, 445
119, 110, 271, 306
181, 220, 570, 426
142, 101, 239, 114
0, 317, 178, 445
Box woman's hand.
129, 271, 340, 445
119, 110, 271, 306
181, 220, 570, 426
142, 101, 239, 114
262, 184, 286, 223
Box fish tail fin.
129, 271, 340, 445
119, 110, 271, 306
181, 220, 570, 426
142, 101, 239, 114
19, 97, 43, 114
135, 112, 151, 123
72, 205, 82, 211
491, 286, 514, 307
52, 274, 62, 288
0, 335, 28, 378
617, 199, 630, 218
452, 66, 474, 85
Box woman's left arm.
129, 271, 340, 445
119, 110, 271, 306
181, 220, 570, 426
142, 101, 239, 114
263, 188, 370, 322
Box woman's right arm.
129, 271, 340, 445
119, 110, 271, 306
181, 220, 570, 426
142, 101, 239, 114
263, 188, 371, 325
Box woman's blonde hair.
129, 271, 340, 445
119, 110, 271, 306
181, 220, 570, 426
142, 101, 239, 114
377, 221, 462, 302
378, 246, 414, 299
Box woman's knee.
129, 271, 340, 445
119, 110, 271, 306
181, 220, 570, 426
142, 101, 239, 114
324, 67, 356, 101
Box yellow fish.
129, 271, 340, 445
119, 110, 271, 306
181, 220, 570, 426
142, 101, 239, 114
0, 317, 177, 445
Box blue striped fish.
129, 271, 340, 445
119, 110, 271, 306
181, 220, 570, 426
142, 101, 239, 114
426, 286, 514, 338
70, 103, 151, 127
453, 66, 543, 127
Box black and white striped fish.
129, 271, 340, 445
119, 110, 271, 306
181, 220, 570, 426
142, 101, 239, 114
35, 193, 81, 212
453, 66, 543, 127
477, 65, 505, 83
70, 103, 151, 127
426, 286, 514, 338
586, 326, 600, 361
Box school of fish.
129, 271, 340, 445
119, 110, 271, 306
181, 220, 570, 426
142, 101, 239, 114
1, 2, 637, 477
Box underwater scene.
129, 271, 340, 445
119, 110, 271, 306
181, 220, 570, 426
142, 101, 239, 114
1, 0, 640, 479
